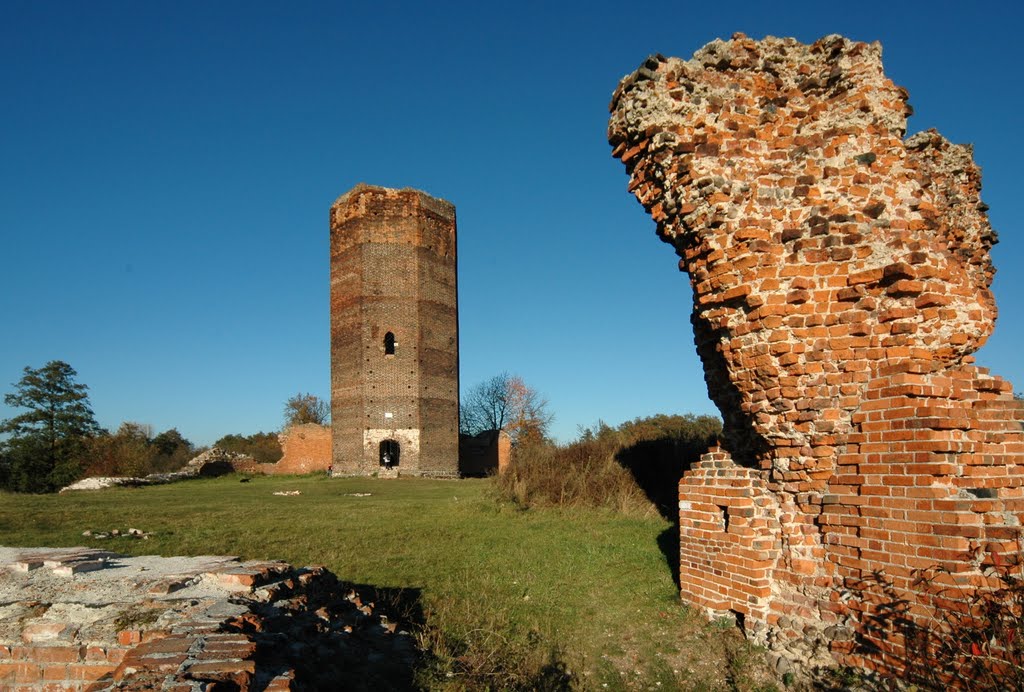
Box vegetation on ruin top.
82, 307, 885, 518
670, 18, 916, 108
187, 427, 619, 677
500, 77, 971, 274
0, 474, 777, 690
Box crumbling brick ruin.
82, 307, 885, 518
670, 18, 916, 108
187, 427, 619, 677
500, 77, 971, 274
609, 33, 1024, 677
274, 423, 332, 475
330, 184, 460, 477
458, 429, 513, 477
0, 548, 418, 690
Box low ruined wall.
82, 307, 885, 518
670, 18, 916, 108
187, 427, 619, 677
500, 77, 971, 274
60, 448, 254, 492
458, 429, 512, 476
0, 547, 418, 690
609, 33, 1024, 678
61, 431, 337, 490
272, 423, 332, 475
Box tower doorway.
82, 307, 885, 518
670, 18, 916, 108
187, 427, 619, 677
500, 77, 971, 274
379, 439, 400, 468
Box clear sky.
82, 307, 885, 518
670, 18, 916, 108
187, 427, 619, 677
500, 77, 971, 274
2, 1, 1022, 446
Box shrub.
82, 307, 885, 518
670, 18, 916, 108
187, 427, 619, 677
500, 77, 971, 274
850, 546, 1024, 689
615, 413, 721, 516
83, 423, 197, 478
902, 553, 1024, 689
497, 437, 656, 516
495, 413, 720, 518
214, 431, 282, 464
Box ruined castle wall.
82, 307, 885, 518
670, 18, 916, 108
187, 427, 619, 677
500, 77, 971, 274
609, 33, 1024, 677
0, 548, 418, 690
329, 185, 459, 477
458, 429, 512, 477
271, 423, 331, 475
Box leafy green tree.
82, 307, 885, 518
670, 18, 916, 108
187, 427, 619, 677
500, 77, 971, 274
215, 431, 282, 464
283, 392, 330, 427
152, 428, 189, 457
0, 361, 101, 492
83, 424, 196, 478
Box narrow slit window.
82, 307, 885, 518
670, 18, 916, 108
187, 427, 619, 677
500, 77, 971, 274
384, 331, 396, 355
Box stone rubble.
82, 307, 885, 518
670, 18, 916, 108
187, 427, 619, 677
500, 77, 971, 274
0, 547, 421, 690
82, 529, 152, 541
59, 447, 256, 493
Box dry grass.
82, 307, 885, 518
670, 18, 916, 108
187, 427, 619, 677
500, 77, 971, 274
495, 414, 721, 519
496, 438, 659, 518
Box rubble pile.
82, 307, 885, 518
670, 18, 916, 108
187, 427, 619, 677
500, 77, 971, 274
0, 548, 420, 690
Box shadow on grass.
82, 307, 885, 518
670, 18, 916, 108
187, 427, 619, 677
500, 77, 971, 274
616, 435, 709, 589
229, 576, 426, 690
657, 522, 682, 590
234, 574, 574, 691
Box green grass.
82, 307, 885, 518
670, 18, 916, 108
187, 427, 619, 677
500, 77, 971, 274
0, 474, 776, 690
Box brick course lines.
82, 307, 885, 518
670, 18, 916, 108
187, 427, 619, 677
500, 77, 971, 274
609, 33, 1023, 678
272, 423, 331, 474
0, 548, 421, 690
329, 184, 459, 477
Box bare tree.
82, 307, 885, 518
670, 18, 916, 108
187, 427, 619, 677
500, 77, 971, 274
460, 373, 553, 444
283, 393, 330, 427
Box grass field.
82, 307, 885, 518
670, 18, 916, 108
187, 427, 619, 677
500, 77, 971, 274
0, 474, 777, 690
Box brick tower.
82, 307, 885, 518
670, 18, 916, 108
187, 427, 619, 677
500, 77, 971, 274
329, 184, 459, 477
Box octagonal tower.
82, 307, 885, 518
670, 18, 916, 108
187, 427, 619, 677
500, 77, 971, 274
329, 184, 459, 477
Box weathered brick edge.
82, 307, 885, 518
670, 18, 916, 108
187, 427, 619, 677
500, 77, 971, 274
609, 33, 1024, 678
1, 552, 419, 691
329, 184, 460, 478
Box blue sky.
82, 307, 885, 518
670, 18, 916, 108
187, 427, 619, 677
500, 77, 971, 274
2, 1, 1022, 446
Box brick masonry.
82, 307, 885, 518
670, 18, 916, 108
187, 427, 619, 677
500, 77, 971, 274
329, 184, 460, 477
609, 33, 1024, 677
457, 429, 513, 477
0, 548, 419, 690
272, 423, 331, 475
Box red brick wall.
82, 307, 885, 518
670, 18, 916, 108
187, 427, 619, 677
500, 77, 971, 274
0, 642, 128, 690
458, 430, 512, 476
609, 33, 1024, 677
329, 185, 459, 477
1, 549, 419, 691
271, 423, 331, 475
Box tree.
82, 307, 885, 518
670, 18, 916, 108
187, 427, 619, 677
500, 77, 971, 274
82, 424, 196, 478
152, 428, 190, 457
215, 431, 282, 464
460, 372, 553, 445
0, 361, 101, 492
283, 392, 330, 427
147, 427, 195, 472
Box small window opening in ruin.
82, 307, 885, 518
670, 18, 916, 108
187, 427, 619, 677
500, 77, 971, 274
717, 504, 730, 532
380, 439, 400, 468
730, 609, 747, 636
384, 331, 396, 356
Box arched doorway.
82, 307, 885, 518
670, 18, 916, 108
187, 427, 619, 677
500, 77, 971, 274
379, 439, 400, 468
